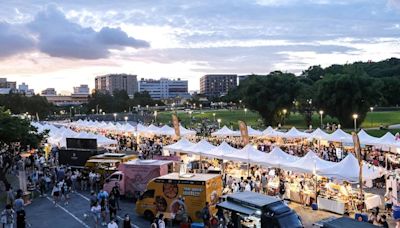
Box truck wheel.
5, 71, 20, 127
144, 210, 154, 221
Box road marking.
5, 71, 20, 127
74, 192, 139, 228
46, 197, 90, 228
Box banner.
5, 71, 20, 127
352, 132, 363, 196
172, 114, 180, 137
238, 120, 249, 145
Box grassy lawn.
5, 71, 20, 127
155, 109, 400, 132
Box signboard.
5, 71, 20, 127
59, 148, 100, 167
238, 120, 249, 145
66, 138, 97, 150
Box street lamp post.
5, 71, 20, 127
124, 116, 128, 123
319, 110, 324, 128
370, 107, 374, 127
154, 111, 158, 123
352, 114, 358, 132
113, 113, 117, 122
213, 113, 216, 122
282, 109, 287, 126
217, 118, 222, 128
70, 106, 74, 119
244, 108, 248, 119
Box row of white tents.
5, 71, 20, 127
68, 120, 196, 137
213, 125, 400, 149
31, 122, 118, 148
164, 138, 385, 183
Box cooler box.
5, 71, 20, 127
355, 213, 368, 222
311, 203, 318, 210
191, 223, 204, 228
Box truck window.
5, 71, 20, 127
142, 189, 155, 199
109, 174, 122, 181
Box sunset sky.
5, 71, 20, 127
1, 0, 400, 94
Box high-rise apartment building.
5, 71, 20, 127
18, 82, 35, 96
95, 74, 138, 97
200, 74, 237, 97
138, 78, 190, 100
0, 78, 16, 89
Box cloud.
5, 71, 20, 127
0, 22, 35, 58
0, 5, 149, 59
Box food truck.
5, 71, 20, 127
103, 160, 173, 198
217, 191, 303, 228
136, 173, 223, 221
85, 153, 137, 175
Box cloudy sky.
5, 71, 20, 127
1, 0, 400, 94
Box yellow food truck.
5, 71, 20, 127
136, 173, 222, 222
84, 153, 137, 175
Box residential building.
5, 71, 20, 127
200, 74, 237, 97
18, 82, 35, 96
238, 75, 251, 85
41, 88, 57, 96
73, 84, 90, 95
0, 78, 17, 89
95, 74, 138, 97
138, 78, 190, 100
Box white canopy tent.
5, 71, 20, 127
262, 126, 285, 138
265, 147, 300, 168
164, 138, 195, 153
308, 128, 331, 140
211, 126, 240, 137
247, 126, 263, 137
327, 129, 353, 144
202, 141, 239, 160
179, 126, 197, 136
283, 127, 310, 139
357, 129, 379, 145
223, 144, 268, 164
286, 150, 336, 174
184, 139, 216, 156
318, 153, 385, 183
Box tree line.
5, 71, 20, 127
225, 58, 400, 128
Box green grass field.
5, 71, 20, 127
155, 109, 400, 136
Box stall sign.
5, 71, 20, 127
183, 187, 203, 197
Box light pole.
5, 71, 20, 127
319, 110, 324, 128
113, 113, 117, 122
352, 113, 358, 132
244, 108, 248, 119
91, 109, 95, 114
70, 106, 74, 119
154, 111, 158, 123
282, 109, 287, 126
99, 109, 102, 114
124, 116, 128, 123
370, 107, 374, 128
199, 104, 202, 110
217, 118, 222, 128
213, 113, 216, 122
96, 104, 99, 114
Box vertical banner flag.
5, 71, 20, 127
238, 120, 249, 145
172, 114, 180, 137
352, 132, 363, 196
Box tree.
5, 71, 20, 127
314, 67, 382, 127
0, 107, 47, 188
0, 93, 53, 118
231, 72, 301, 125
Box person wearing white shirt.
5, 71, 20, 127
157, 214, 166, 228
107, 219, 118, 228
244, 181, 251, 191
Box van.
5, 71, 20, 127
136, 173, 223, 221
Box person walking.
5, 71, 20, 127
14, 191, 25, 228
108, 194, 117, 221
111, 183, 121, 210
123, 214, 132, 228
201, 202, 211, 227
6, 187, 14, 207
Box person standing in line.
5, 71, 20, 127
91, 201, 101, 228
201, 202, 211, 228
108, 194, 117, 221
1, 204, 14, 228
14, 191, 25, 228
6, 187, 14, 207
123, 214, 132, 228
261, 173, 268, 194
111, 183, 121, 210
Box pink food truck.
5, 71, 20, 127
103, 159, 173, 198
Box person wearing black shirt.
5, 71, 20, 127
111, 183, 121, 210
123, 214, 131, 228
108, 194, 117, 221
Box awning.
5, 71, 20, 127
217, 201, 257, 215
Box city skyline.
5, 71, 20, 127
1, 1, 400, 94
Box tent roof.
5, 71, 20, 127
318, 153, 384, 182
262, 126, 285, 137
211, 126, 240, 137
202, 141, 239, 159
308, 128, 330, 140
164, 138, 195, 152
185, 139, 216, 155
283, 127, 309, 139
266, 147, 300, 168
247, 126, 263, 137
327, 129, 353, 143
286, 150, 335, 174
358, 129, 379, 145
223, 144, 268, 164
